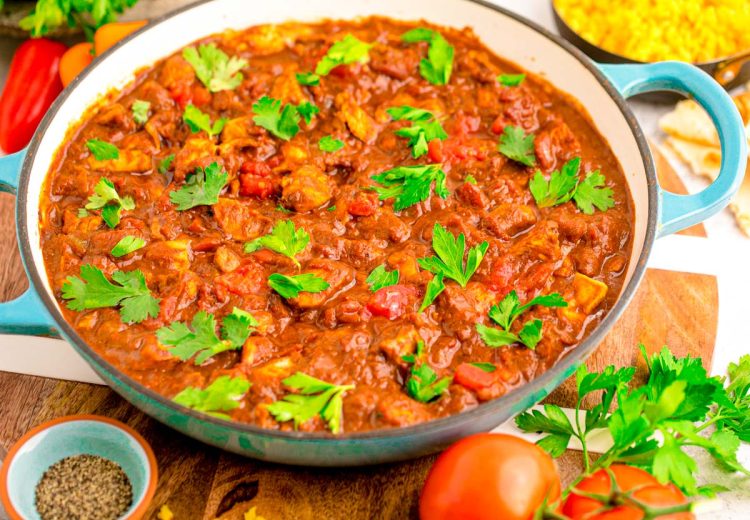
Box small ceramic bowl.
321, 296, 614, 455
0, 415, 158, 520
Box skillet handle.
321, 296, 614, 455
0, 148, 57, 336
600, 62, 747, 237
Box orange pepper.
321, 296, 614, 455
59, 42, 94, 87
94, 20, 148, 56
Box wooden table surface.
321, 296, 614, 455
0, 147, 719, 519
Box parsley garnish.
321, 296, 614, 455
370, 164, 449, 211
403, 341, 451, 402
183, 104, 227, 138
297, 101, 319, 125
476, 291, 567, 350
498, 73, 525, 86
714, 355, 750, 441
131, 100, 150, 125
169, 162, 228, 210
470, 362, 497, 373
418, 223, 489, 311
244, 220, 309, 268
465, 174, 477, 185
366, 264, 400, 292
267, 372, 354, 433
516, 346, 750, 496
182, 43, 248, 92
18, 0, 137, 38
268, 273, 330, 299
61, 264, 159, 324
157, 307, 256, 365
401, 28, 454, 85
319, 135, 344, 152
529, 157, 615, 214
158, 154, 175, 175
498, 125, 536, 166
84, 178, 135, 229
111, 236, 145, 258
296, 72, 320, 86
315, 34, 372, 76
387, 105, 447, 158
173, 375, 251, 420
86, 139, 119, 161
251, 96, 301, 141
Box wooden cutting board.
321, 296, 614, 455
0, 145, 718, 519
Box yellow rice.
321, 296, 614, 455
554, 0, 750, 63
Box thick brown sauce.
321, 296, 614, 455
40, 18, 633, 433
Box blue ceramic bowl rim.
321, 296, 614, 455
13, 0, 657, 445
0, 415, 158, 520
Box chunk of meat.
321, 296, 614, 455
369, 46, 419, 80
94, 104, 135, 132
483, 203, 537, 239
534, 120, 581, 171
568, 273, 608, 314
221, 116, 253, 142
214, 245, 241, 273
213, 198, 270, 240
336, 92, 378, 143
270, 69, 307, 105
214, 262, 268, 300
375, 324, 420, 365
288, 260, 355, 308
281, 165, 333, 212
456, 182, 488, 209
173, 138, 221, 182
89, 149, 151, 172
241, 336, 276, 367
377, 394, 432, 427
144, 239, 192, 273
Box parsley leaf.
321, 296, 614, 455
403, 342, 452, 402
714, 355, 750, 441
387, 105, 447, 158
131, 100, 150, 125
476, 290, 567, 350
84, 178, 135, 228
419, 221, 488, 290
251, 96, 301, 141
371, 164, 449, 211
111, 236, 145, 257
319, 135, 344, 152
169, 162, 228, 210
573, 171, 615, 215
268, 273, 330, 299
419, 272, 445, 312
465, 174, 477, 185
267, 372, 354, 433
315, 34, 372, 76
158, 154, 175, 175
243, 220, 310, 268
182, 43, 248, 92
297, 101, 319, 125
296, 72, 320, 86
61, 264, 159, 324
401, 28, 454, 85
529, 157, 580, 208
470, 362, 497, 373
86, 139, 119, 161
498, 73, 525, 86
157, 307, 256, 365
173, 375, 251, 420
366, 264, 400, 292
183, 104, 227, 138
18, 0, 137, 38
498, 125, 536, 166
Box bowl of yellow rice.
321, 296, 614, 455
553, 0, 750, 92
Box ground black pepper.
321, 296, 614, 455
35, 454, 133, 520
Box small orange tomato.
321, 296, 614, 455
59, 42, 94, 87
94, 20, 148, 56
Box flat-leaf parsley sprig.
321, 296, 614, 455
157, 307, 257, 365
476, 291, 567, 350
84, 177, 134, 229
268, 273, 330, 299
183, 43, 248, 93
315, 34, 372, 76
401, 27, 454, 85
418, 223, 489, 311
387, 105, 447, 158
173, 375, 251, 420
498, 125, 536, 167
402, 341, 452, 403
169, 162, 228, 210
183, 104, 227, 138
371, 164, 449, 211
529, 157, 615, 215
516, 346, 750, 497
366, 264, 400, 292
267, 372, 354, 433
61, 264, 160, 324
244, 220, 310, 268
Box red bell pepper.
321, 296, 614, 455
0, 38, 67, 154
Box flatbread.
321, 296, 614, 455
665, 136, 750, 236
659, 99, 721, 147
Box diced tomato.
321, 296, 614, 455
490, 115, 507, 135
239, 163, 276, 199
454, 363, 500, 391
427, 139, 444, 163
367, 285, 414, 320
214, 264, 264, 300
192, 85, 211, 106
240, 161, 272, 176
169, 81, 192, 108
347, 192, 379, 217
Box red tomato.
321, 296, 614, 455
366, 285, 413, 319
0, 38, 67, 153
240, 175, 276, 199
454, 363, 500, 391
427, 138, 444, 163
563, 465, 693, 520
347, 192, 379, 217
420, 433, 561, 520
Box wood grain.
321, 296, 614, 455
0, 156, 719, 518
